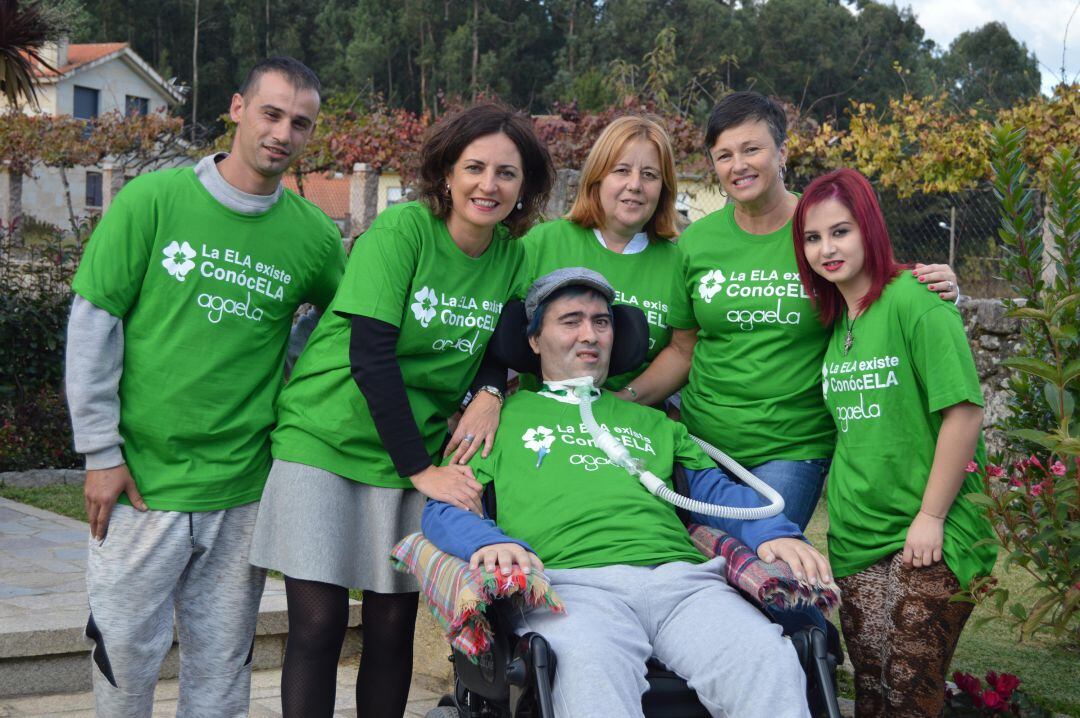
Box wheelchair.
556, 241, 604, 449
424, 299, 844, 718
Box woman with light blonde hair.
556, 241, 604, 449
448, 115, 696, 413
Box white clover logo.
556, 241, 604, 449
162, 241, 196, 282
821, 363, 829, 400
410, 286, 438, 327
698, 269, 726, 303
522, 426, 555, 452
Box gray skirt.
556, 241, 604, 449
249, 459, 424, 593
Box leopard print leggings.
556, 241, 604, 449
836, 552, 974, 717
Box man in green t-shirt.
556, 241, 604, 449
65, 57, 344, 717
423, 268, 831, 718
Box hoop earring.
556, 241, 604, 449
778, 166, 786, 183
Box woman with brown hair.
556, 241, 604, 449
249, 104, 554, 717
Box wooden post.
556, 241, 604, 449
948, 205, 956, 267
348, 163, 380, 241
101, 163, 126, 211
0, 163, 23, 238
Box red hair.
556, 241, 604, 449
792, 168, 903, 326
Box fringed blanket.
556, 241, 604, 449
687, 523, 841, 614
391, 527, 840, 662
390, 533, 564, 661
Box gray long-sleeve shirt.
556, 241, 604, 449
65, 154, 314, 470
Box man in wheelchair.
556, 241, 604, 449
422, 268, 832, 718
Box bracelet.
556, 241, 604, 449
473, 385, 504, 407
623, 384, 639, 400
919, 508, 947, 520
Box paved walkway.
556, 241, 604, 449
0, 662, 443, 717
0, 498, 446, 715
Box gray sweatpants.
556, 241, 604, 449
512, 557, 810, 718
85, 502, 266, 717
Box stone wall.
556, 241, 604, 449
958, 297, 1022, 454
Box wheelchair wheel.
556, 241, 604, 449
425, 707, 461, 718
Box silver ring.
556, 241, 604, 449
462, 434, 475, 443
946, 280, 953, 290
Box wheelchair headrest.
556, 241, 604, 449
488, 299, 650, 378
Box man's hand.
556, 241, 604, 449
84, 464, 146, 540
903, 510, 945, 568
757, 537, 833, 586
469, 542, 544, 576
410, 464, 483, 515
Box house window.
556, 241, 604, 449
73, 86, 99, 119
125, 95, 149, 117
676, 191, 691, 218
386, 187, 407, 206
85, 172, 103, 208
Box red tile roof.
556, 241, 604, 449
282, 174, 350, 220
34, 43, 128, 77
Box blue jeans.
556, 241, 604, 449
743, 458, 830, 531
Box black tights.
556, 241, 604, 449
281, 577, 419, 717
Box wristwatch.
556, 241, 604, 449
472, 385, 504, 406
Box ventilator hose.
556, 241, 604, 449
573, 381, 785, 520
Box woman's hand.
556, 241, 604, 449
757, 537, 833, 586
912, 263, 959, 301
469, 542, 544, 576
410, 464, 483, 514
444, 391, 501, 464
903, 510, 945, 568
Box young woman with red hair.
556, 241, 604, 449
793, 168, 996, 717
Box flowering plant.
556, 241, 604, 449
945, 671, 1050, 716
965, 126, 1080, 647
966, 455, 1079, 644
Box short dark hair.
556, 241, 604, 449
527, 285, 612, 338
704, 91, 787, 153
417, 104, 555, 238
239, 57, 321, 99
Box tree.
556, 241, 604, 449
0, 0, 60, 109
940, 21, 1041, 111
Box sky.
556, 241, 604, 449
899, 0, 1079, 94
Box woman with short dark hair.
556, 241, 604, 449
620, 91, 959, 530
249, 104, 554, 717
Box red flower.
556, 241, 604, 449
965, 460, 979, 473
989, 672, 1020, 700
1030, 483, 1044, 497
1049, 460, 1066, 476
953, 671, 981, 696
986, 464, 1006, 479
1027, 455, 1043, 469
981, 689, 1005, 711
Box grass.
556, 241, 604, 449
3, 484, 1075, 713
804, 504, 1080, 716
0, 483, 87, 521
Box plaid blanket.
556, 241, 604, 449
688, 523, 841, 614
390, 533, 564, 661
392, 527, 839, 661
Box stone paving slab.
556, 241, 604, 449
0, 498, 360, 698
0, 663, 444, 717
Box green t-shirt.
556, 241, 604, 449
678, 204, 835, 466
822, 272, 996, 588
519, 219, 695, 391
272, 202, 527, 489
466, 389, 713, 569
71, 168, 345, 511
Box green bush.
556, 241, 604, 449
0, 219, 81, 471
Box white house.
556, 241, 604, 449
1, 39, 188, 231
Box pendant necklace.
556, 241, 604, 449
843, 310, 859, 356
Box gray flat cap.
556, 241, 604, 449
524, 267, 616, 320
